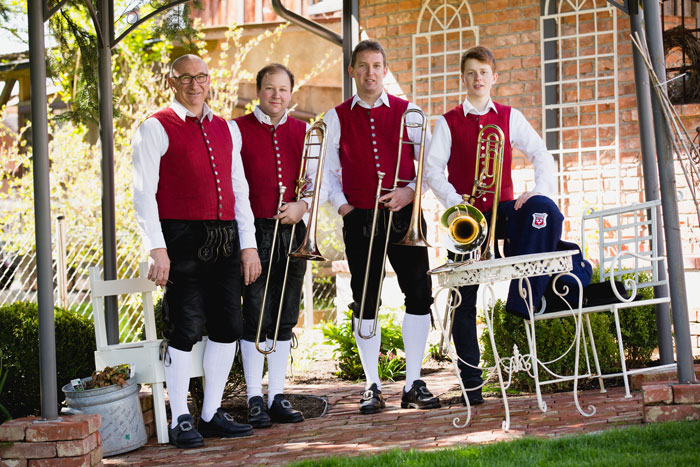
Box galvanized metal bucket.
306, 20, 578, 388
62, 378, 147, 456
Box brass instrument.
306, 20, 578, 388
441, 124, 505, 261
255, 120, 329, 354
356, 108, 430, 339
436, 124, 505, 353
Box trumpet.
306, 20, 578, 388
356, 108, 430, 339
255, 120, 329, 354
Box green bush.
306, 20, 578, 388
321, 310, 406, 381
0, 302, 96, 418
593, 269, 658, 367
0, 349, 11, 423
480, 269, 660, 392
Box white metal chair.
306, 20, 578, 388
89, 263, 207, 444
524, 200, 675, 406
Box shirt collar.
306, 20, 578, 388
253, 105, 288, 127
170, 99, 214, 122
350, 90, 390, 110
462, 97, 497, 116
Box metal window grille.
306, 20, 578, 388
412, 0, 478, 122
541, 0, 621, 215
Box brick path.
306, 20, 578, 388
104, 369, 643, 465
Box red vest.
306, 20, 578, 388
443, 102, 513, 213
336, 95, 415, 209
235, 113, 307, 218
152, 108, 236, 220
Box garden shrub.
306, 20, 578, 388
480, 268, 661, 392
321, 310, 406, 381
0, 302, 96, 417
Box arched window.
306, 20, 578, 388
412, 0, 478, 121
541, 0, 621, 209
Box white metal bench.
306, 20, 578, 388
524, 200, 676, 408
89, 263, 207, 444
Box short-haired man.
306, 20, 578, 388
132, 54, 261, 448
425, 46, 563, 406
323, 40, 440, 414
231, 63, 310, 428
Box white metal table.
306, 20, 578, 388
429, 250, 595, 430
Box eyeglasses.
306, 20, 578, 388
172, 73, 209, 85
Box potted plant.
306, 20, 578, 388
62, 364, 147, 456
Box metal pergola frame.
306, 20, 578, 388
26, 0, 694, 421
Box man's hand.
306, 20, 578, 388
514, 191, 539, 210
241, 248, 262, 286
378, 186, 414, 212
276, 200, 307, 224
339, 203, 355, 217
148, 248, 170, 287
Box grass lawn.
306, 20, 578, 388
292, 420, 700, 466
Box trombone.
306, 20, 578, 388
436, 124, 505, 353
356, 108, 430, 339
255, 120, 329, 354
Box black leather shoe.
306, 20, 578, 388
198, 408, 254, 438
168, 414, 204, 449
247, 396, 272, 428
268, 394, 304, 423
359, 383, 385, 414
401, 379, 441, 409
460, 390, 485, 406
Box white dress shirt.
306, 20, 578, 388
323, 90, 432, 212
228, 106, 315, 211
425, 97, 556, 209
132, 100, 256, 253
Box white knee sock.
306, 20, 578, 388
240, 339, 265, 402
266, 339, 291, 407
164, 346, 192, 428
201, 340, 236, 422
353, 317, 382, 390
402, 313, 430, 392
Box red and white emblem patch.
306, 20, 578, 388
532, 213, 548, 229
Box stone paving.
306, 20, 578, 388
105, 369, 643, 466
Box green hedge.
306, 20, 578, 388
480, 270, 660, 392
0, 302, 96, 418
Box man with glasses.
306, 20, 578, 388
132, 54, 261, 448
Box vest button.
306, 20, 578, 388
370, 118, 375, 122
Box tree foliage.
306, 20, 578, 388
46, 0, 201, 125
